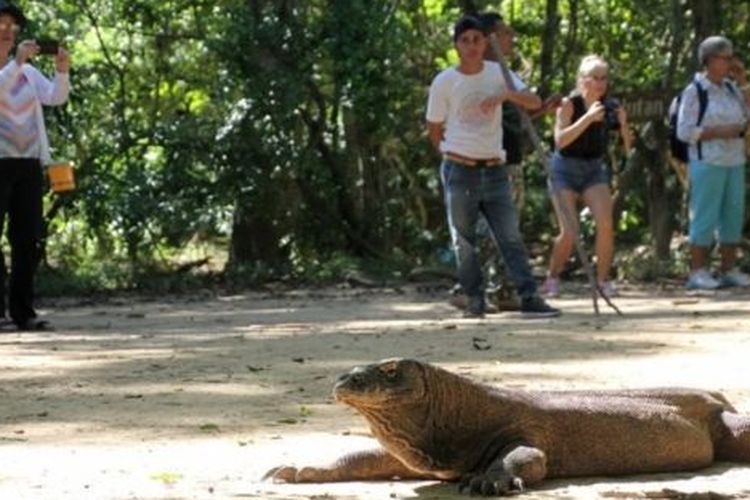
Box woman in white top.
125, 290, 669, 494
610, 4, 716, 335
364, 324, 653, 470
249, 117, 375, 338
0, 1, 70, 330
676, 36, 750, 290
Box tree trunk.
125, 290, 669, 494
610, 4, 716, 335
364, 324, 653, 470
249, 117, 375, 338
228, 196, 286, 269
646, 125, 672, 260
538, 0, 559, 98
689, 0, 721, 56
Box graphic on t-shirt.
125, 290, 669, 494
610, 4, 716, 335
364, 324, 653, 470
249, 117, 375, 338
457, 91, 495, 131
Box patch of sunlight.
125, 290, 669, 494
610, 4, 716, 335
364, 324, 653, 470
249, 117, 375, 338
182, 383, 280, 397
154, 306, 298, 319
329, 319, 442, 331
387, 303, 437, 313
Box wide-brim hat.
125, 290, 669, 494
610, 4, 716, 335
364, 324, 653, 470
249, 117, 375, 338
0, 1, 26, 29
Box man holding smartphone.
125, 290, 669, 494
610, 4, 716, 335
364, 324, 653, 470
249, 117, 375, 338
0, 0, 70, 331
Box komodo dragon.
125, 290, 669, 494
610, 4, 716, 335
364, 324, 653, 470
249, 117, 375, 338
266, 358, 750, 496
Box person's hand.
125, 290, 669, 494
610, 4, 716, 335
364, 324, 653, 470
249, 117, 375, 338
730, 57, 747, 86
55, 47, 70, 73
616, 106, 628, 127
479, 92, 508, 115
14, 40, 38, 66
541, 93, 563, 114
584, 101, 606, 123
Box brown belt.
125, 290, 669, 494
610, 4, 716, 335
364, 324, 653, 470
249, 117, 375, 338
444, 152, 503, 168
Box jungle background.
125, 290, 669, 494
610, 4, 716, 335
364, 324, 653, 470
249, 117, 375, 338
23, 0, 750, 294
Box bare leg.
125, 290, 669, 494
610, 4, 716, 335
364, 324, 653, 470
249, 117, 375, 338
265, 448, 425, 483
690, 245, 710, 271
719, 244, 737, 273
582, 184, 614, 283
548, 190, 580, 278
716, 412, 750, 462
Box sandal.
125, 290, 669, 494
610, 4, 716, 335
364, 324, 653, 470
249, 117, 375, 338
15, 319, 54, 332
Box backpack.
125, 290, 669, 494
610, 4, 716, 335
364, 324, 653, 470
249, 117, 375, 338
668, 79, 736, 162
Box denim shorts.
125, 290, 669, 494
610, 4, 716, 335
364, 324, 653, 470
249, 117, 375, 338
550, 153, 609, 193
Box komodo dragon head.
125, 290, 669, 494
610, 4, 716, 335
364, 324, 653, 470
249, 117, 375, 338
333, 358, 428, 408
332, 358, 473, 478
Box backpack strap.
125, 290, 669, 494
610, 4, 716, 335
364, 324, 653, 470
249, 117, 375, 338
694, 80, 709, 160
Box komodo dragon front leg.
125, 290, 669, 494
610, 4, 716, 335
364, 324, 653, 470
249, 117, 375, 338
459, 442, 547, 496
264, 448, 427, 483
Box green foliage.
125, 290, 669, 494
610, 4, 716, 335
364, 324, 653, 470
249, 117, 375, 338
22, 0, 750, 293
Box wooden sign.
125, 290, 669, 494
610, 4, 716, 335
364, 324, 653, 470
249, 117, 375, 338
616, 93, 671, 123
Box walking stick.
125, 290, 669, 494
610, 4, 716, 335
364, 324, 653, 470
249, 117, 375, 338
487, 35, 623, 316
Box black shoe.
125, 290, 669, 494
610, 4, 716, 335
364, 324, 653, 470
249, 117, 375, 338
462, 308, 485, 319
520, 296, 561, 319
15, 319, 54, 331
462, 295, 486, 318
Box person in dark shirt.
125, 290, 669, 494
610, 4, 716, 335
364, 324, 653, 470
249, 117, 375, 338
543, 55, 631, 298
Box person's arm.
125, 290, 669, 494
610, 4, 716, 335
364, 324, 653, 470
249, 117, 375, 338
27, 48, 70, 106
505, 89, 542, 111
528, 94, 562, 121
678, 82, 744, 142
730, 56, 750, 108
0, 40, 36, 92
480, 71, 542, 113
427, 121, 444, 153
425, 72, 449, 154
554, 97, 605, 149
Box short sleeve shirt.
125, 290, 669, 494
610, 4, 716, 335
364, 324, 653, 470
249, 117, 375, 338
426, 62, 525, 161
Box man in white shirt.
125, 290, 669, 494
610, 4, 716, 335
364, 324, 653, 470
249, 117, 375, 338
426, 15, 560, 318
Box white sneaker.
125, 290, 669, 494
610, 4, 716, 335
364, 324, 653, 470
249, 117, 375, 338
719, 268, 750, 288
686, 269, 720, 290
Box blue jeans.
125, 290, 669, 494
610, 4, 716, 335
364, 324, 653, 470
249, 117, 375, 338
441, 159, 538, 305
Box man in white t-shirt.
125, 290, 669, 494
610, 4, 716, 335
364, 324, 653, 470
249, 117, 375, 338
426, 15, 560, 318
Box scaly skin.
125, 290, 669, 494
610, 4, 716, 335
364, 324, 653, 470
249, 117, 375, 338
266, 358, 750, 496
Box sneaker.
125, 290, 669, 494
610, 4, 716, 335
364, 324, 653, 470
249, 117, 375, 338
542, 276, 560, 297
598, 280, 619, 298
462, 308, 485, 319
450, 291, 498, 314
719, 268, 750, 288
463, 296, 486, 318
520, 295, 562, 319
686, 268, 720, 290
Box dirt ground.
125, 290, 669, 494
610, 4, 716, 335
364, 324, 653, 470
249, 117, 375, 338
2, 283, 750, 499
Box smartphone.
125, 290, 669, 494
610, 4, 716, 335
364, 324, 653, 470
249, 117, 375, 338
37, 39, 60, 55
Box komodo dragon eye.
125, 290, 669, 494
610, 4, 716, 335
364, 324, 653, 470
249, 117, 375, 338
379, 362, 399, 379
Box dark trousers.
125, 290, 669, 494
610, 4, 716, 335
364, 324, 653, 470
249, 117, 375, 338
0, 158, 43, 325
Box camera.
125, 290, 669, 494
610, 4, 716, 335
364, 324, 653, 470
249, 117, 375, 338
602, 97, 620, 130
37, 39, 60, 56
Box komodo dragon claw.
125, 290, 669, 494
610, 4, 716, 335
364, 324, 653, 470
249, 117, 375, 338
458, 471, 524, 496
262, 465, 298, 483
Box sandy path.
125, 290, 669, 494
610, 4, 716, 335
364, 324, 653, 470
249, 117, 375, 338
1, 286, 750, 499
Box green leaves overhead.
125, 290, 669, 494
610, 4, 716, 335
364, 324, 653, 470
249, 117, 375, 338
35, 0, 750, 285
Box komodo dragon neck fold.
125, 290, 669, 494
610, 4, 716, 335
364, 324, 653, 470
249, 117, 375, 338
363, 364, 540, 477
